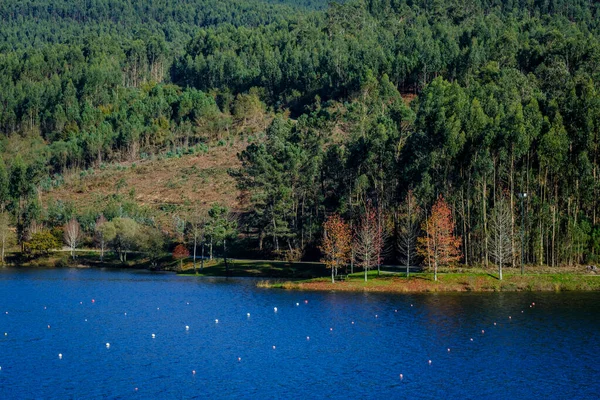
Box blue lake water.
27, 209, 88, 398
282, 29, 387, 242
0, 268, 599, 399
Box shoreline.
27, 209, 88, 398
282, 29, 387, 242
257, 272, 600, 293
5, 252, 600, 293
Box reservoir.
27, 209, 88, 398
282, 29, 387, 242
0, 268, 599, 398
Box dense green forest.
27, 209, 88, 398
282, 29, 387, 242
1, 0, 600, 269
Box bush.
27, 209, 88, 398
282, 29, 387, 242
24, 231, 62, 255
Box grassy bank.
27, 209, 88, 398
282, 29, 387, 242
3, 252, 328, 276
178, 259, 327, 278
260, 269, 600, 293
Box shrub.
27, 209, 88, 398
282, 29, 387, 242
24, 231, 62, 256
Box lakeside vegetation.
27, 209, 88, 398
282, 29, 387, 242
258, 269, 600, 293
2, 0, 600, 280
4, 248, 599, 293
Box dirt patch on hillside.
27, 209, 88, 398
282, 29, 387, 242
42, 141, 247, 213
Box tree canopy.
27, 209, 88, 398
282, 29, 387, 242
3, 0, 600, 268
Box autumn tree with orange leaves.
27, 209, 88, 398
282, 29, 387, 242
320, 214, 352, 283
417, 195, 462, 281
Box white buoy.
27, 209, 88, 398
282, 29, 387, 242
395, 309, 398, 313
47, 325, 50, 329
4, 333, 6, 336
470, 338, 473, 342
157, 308, 160, 310
215, 319, 219, 324
58, 353, 63, 359
272, 345, 276, 349
85, 319, 88, 322
399, 373, 403, 380
306, 336, 310, 340
192, 370, 196, 375
375, 314, 378, 318
247, 313, 250, 317
447, 348, 451, 352
152, 334, 156, 338
186, 325, 190, 330
238, 357, 241, 362
330, 328, 333, 331
296, 303, 299, 306
481, 330, 485, 334
124, 313, 127, 316
494, 322, 497, 326
351, 321, 354, 325
106, 343, 110, 348
274, 307, 278, 312
428, 360, 432, 365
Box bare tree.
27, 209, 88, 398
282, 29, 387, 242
489, 196, 513, 280
187, 208, 208, 274
64, 218, 81, 259
354, 204, 384, 282
396, 190, 421, 277
94, 215, 108, 261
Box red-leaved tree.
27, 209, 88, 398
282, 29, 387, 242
320, 213, 352, 283
172, 244, 190, 270
417, 195, 462, 281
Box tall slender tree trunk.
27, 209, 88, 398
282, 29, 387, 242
510, 154, 516, 268
483, 176, 489, 267
552, 182, 557, 267
193, 234, 197, 274
272, 213, 279, 253
201, 242, 205, 270
462, 187, 468, 266
498, 238, 503, 281
224, 239, 228, 276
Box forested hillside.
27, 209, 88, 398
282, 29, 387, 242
1, 0, 600, 268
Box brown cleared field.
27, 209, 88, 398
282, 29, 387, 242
41, 141, 247, 215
